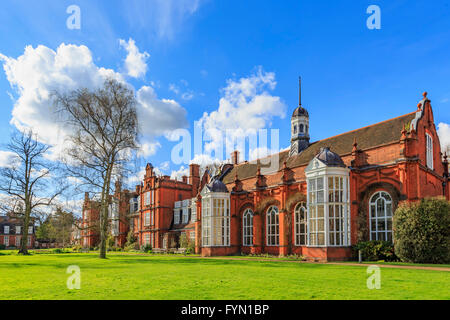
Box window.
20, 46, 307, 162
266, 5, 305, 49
27, 236, 31, 246
294, 203, 307, 245
144, 192, 151, 206
307, 176, 350, 247
202, 196, 230, 247
300, 124, 304, 133
145, 212, 150, 226
151, 212, 154, 226
4, 236, 9, 246
4, 226, 9, 234
145, 233, 150, 245
182, 208, 189, 224
369, 191, 393, 242
266, 206, 279, 246
15, 236, 20, 247
28, 226, 33, 234
174, 209, 180, 224
137, 196, 141, 211
202, 199, 211, 246
328, 177, 348, 246
16, 226, 21, 234
242, 209, 254, 246
189, 231, 195, 244
426, 133, 433, 169
308, 177, 325, 246
293, 125, 297, 134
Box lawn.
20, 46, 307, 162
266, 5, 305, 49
0, 253, 448, 300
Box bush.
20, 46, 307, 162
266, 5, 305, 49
353, 241, 397, 262
394, 197, 450, 264
72, 245, 82, 252
140, 244, 152, 253
0, 244, 6, 250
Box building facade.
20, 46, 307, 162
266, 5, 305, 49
82, 91, 449, 261
192, 92, 449, 260
0, 215, 36, 249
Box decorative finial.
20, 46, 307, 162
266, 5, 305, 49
423, 91, 428, 99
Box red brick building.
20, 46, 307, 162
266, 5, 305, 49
0, 215, 36, 249
131, 163, 200, 249
81, 182, 136, 248
192, 92, 449, 260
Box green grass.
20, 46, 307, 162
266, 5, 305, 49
0, 253, 448, 300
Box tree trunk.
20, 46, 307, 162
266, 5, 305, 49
99, 166, 113, 259
19, 203, 31, 255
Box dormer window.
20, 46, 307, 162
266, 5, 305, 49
426, 133, 433, 169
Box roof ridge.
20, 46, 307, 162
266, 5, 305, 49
314, 111, 416, 144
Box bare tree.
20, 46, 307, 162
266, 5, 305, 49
0, 130, 66, 255
54, 79, 139, 259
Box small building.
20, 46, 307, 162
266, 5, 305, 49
0, 215, 36, 249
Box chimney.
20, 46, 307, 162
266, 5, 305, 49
145, 163, 154, 179
182, 176, 188, 184
231, 150, 240, 165
189, 164, 200, 197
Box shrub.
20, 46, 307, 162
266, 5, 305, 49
353, 241, 397, 262
0, 244, 5, 250
140, 244, 152, 253
394, 197, 450, 264
72, 245, 80, 252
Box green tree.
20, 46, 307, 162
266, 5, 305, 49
394, 197, 450, 264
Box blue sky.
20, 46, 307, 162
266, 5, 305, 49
0, 0, 449, 187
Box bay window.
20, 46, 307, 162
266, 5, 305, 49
305, 152, 351, 247
201, 193, 230, 247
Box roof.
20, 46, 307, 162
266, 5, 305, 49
315, 147, 346, 167
223, 112, 416, 184
292, 106, 309, 117
206, 179, 229, 193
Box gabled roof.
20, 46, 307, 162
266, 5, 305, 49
222, 112, 416, 184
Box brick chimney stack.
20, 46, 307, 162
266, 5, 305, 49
189, 164, 200, 197
182, 176, 188, 184
231, 150, 240, 165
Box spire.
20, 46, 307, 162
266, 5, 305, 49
299, 76, 302, 107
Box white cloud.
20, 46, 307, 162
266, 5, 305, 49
0, 151, 20, 168
0, 43, 188, 161
197, 67, 286, 158
119, 38, 150, 78
136, 86, 188, 139
137, 141, 161, 158
437, 122, 450, 154
170, 166, 189, 181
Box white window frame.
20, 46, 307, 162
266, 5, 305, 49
305, 161, 351, 247
426, 133, 433, 169
369, 191, 393, 242
242, 208, 254, 246
182, 207, 189, 224
266, 206, 279, 246
27, 236, 31, 246
294, 203, 307, 246
28, 226, 33, 234
201, 192, 230, 247
4, 236, 9, 246
16, 226, 21, 235
174, 209, 180, 224
15, 236, 21, 247
4, 226, 9, 234
144, 212, 150, 226
145, 233, 150, 245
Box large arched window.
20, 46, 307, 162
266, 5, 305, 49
369, 191, 393, 242
294, 203, 307, 245
266, 206, 279, 246
242, 209, 253, 246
